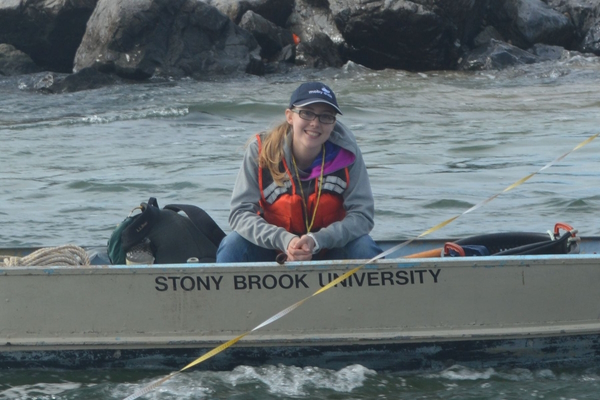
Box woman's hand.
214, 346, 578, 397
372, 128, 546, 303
286, 235, 315, 261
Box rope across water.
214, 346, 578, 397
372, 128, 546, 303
1, 244, 90, 267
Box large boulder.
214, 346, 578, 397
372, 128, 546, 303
412, 0, 489, 49
580, 21, 600, 55
547, 0, 600, 55
330, 0, 459, 71
487, 0, 575, 49
0, 0, 97, 73
528, 43, 569, 61
239, 10, 295, 59
208, 0, 294, 26
296, 32, 345, 67
285, 0, 346, 67
74, 0, 263, 80
0, 43, 42, 76
288, 0, 344, 44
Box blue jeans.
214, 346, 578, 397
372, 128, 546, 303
216, 232, 383, 263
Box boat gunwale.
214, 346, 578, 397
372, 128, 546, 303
1, 251, 599, 274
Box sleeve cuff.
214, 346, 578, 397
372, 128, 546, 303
306, 233, 320, 254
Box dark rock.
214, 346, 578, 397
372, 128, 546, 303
277, 44, 296, 63
209, 0, 294, 26
0, 0, 97, 73
1, 0, 598, 79
580, 21, 600, 55
331, 0, 459, 71
206, 0, 246, 24
0, 43, 42, 75
13, 68, 117, 93
245, 53, 267, 75
73, 0, 263, 80
27, 72, 60, 91
239, 10, 295, 59
414, 0, 488, 49
488, 0, 575, 49
41, 67, 118, 93
263, 0, 347, 68
295, 32, 345, 68
546, 1, 598, 34
261, 43, 297, 73
546, 0, 600, 54
473, 26, 505, 48
288, 0, 344, 45
207, 0, 249, 24
459, 39, 541, 70
528, 43, 567, 61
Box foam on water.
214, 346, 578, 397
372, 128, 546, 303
427, 364, 497, 381
81, 107, 190, 125
222, 364, 375, 396
109, 364, 374, 399
0, 382, 83, 399
2, 365, 600, 399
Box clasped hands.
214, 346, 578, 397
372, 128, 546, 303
286, 235, 316, 261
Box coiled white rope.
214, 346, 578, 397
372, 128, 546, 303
1, 244, 90, 267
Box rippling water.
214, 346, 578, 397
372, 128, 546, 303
1, 56, 599, 398
2, 364, 600, 399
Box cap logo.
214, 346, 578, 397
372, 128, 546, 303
307, 87, 333, 99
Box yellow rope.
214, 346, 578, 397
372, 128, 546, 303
1, 244, 90, 267
291, 144, 326, 233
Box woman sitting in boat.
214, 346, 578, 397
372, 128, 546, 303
216, 82, 381, 262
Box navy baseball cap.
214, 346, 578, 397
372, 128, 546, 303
289, 82, 342, 114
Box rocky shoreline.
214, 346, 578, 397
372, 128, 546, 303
1, 0, 599, 92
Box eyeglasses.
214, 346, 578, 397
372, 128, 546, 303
290, 109, 336, 125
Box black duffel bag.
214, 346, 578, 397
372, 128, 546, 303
107, 197, 226, 265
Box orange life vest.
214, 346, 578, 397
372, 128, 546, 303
257, 135, 348, 235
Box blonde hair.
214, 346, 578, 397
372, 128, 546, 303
258, 121, 291, 186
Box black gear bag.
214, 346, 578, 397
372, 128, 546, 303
107, 197, 226, 265
443, 222, 580, 257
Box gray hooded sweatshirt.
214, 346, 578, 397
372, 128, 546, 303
228, 121, 375, 252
